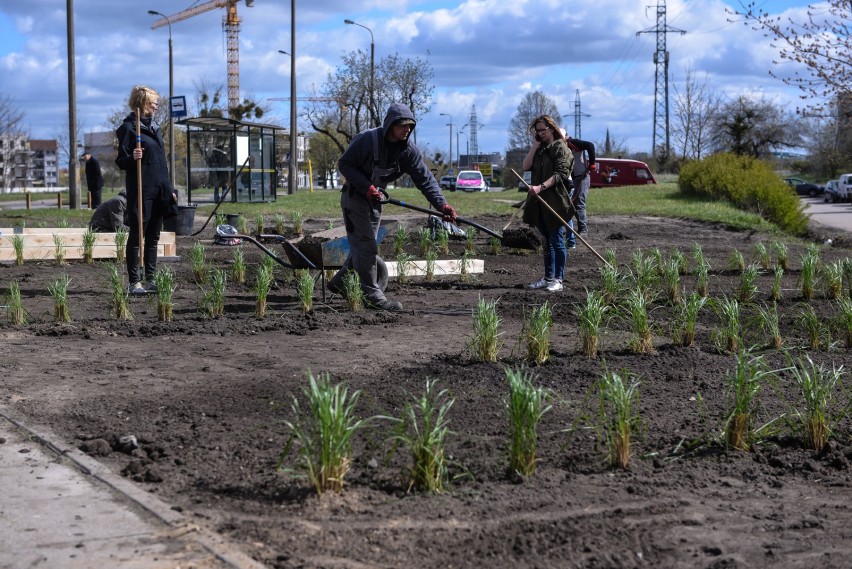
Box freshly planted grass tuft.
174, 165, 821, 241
154, 267, 176, 322
598, 368, 641, 469
231, 247, 246, 285
11, 234, 25, 266
604, 247, 617, 268
297, 270, 315, 314
215, 212, 227, 228
771, 241, 788, 270
599, 263, 622, 305
188, 241, 207, 285
435, 227, 450, 254
694, 261, 710, 298
469, 297, 502, 362
53, 234, 66, 266
769, 265, 783, 301
725, 350, 772, 452
5, 281, 27, 325
48, 273, 72, 323
670, 292, 707, 348
342, 270, 364, 312
628, 250, 658, 301
623, 287, 654, 353
464, 227, 476, 253
254, 214, 265, 235
459, 250, 476, 283
753, 242, 771, 270
254, 264, 274, 318
727, 249, 745, 273
660, 257, 682, 304
273, 213, 285, 234
82, 229, 97, 265
396, 253, 414, 285
278, 371, 367, 495
788, 355, 844, 452
799, 250, 818, 300
712, 295, 741, 353
424, 249, 438, 283
691, 242, 706, 274
393, 225, 409, 256
795, 303, 829, 351
292, 211, 304, 235
737, 263, 760, 303
417, 227, 432, 257
836, 297, 852, 350
488, 236, 501, 255
577, 289, 608, 358
391, 378, 454, 493
106, 264, 132, 321
114, 227, 128, 264
755, 302, 782, 350
822, 260, 844, 300
522, 302, 553, 365
505, 367, 552, 477
201, 268, 227, 318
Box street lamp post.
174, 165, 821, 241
147, 10, 175, 188
278, 48, 297, 194
439, 113, 452, 174
344, 19, 374, 127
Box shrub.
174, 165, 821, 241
678, 153, 808, 234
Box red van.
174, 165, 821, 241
589, 158, 657, 188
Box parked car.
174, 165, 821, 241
439, 175, 457, 192
838, 173, 852, 201
589, 158, 657, 188
823, 180, 844, 202
517, 170, 532, 192
784, 177, 824, 197
455, 170, 488, 192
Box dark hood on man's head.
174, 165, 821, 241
382, 103, 417, 141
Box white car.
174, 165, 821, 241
455, 170, 488, 192
824, 180, 844, 202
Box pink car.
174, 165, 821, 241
455, 170, 487, 192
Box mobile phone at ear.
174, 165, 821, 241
534, 133, 542, 142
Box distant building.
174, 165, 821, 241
83, 131, 115, 165
0, 133, 29, 190
29, 139, 59, 187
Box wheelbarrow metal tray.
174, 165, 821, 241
283, 223, 392, 269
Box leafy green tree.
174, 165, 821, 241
712, 94, 799, 158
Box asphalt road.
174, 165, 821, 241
800, 195, 852, 237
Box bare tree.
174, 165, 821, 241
730, 1, 851, 114
506, 91, 561, 152
672, 65, 722, 160
0, 94, 27, 192
712, 94, 800, 158
303, 51, 436, 154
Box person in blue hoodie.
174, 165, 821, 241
329, 103, 457, 311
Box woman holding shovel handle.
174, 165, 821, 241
521, 115, 574, 293
115, 85, 178, 295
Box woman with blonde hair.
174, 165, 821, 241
521, 114, 574, 292
115, 85, 177, 294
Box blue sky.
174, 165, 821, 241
0, 0, 823, 162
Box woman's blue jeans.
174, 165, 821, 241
537, 218, 566, 281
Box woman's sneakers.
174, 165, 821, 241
128, 281, 147, 295
526, 278, 563, 292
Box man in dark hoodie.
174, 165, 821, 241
329, 103, 458, 311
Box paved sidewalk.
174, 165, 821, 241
0, 413, 265, 569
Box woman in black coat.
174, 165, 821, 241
115, 85, 177, 294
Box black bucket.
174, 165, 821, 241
225, 213, 242, 227
164, 205, 197, 236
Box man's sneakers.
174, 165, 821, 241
144, 280, 158, 293
128, 281, 147, 295
526, 278, 563, 292
367, 298, 404, 312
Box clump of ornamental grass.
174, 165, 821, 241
576, 289, 608, 358
424, 249, 438, 283
254, 264, 274, 318
459, 250, 476, 283
660, 257, 682, 304
694, 261, 710, 298
772, 241, 789, 270
296, 270, 315, 314
214, 212, 226, 227
58, 219, 69, 228
342, 270, 364, 312
754, 302, 782, 350
670, 248, 687, 275
769, 265, 783, 301
800, 250, 819, 300
725, 350, 772, 452
604, 248, 617, 269
737, 263, 760, 303
504, 366, 552, 478
5, 281, 27, 325
788, 355, 844, 452
712, 295, 742, 353
627, 250, 658, 301
623, 287, 654, 354
822, 260, 844, 300
48, 273, 72, 323
254, 214, 265, 235
236, 214, 248, 235
389, 378, 454, 493
795, 303, 829, 351
154, 267, 175, 322
417, 227, 432, 257
670, 292, 707, 348
278, 371, 367, 495
105, 264, 132, 321
114, 227, 128, 264
11, 234, 25, 266
836, 297, 852, 350
393, 225, 409, 256
488, 237, 501, 256
599, 263, 622, 305
522, 302, 553, 365
396, 253, 414, 285
187, 241, 207, 285
469, 297, 502, 362
598, 367, 641, 469
727, 249, 745, 273
259, 254, 276, 280
231, 247, 246, 285
326, 220, 334, 230
200, 268, 226, 318
753, 242, 771, 270
53, 234, 66, 266
690, 242, 705, 273
649, 247, 664, 276
844, 258, 852, 298
435, 227, 450, 254
81, 228, 97, 265
291, 211, 304, 235
464, 227, 476, 253
273, 213, 285, 234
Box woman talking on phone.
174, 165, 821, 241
521, 115, 574, 293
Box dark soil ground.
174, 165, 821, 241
4, 212, 852, 568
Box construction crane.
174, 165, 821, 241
151, 0, 255, 114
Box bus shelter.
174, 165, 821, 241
178, 116, 285, 204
